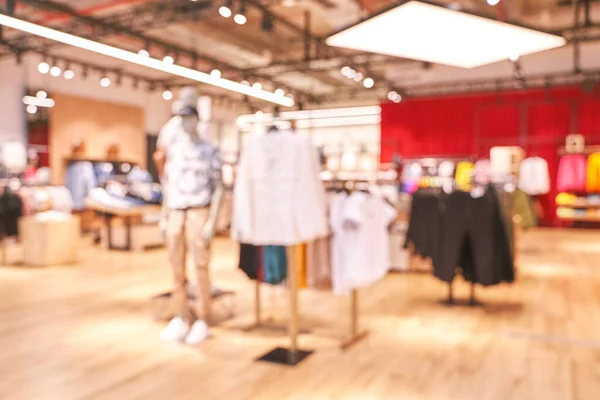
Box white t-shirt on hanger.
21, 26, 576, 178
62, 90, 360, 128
330, 191, 398, 295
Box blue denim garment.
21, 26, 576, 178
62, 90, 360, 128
66, 161, 97, 210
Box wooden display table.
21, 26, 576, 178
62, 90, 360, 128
19, 214, 81, 266
85, 201, 163, 251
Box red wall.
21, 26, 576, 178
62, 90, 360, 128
381, 86, 600, 224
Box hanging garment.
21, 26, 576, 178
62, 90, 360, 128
512, 189, 538, 230
436, 186, 514, 286
404, 188, 444, 261
66, 161, 97, 210
556, 154, 587, 193
306, 236, 332, 290
330, 192, 397, 295
0, 187, 23, 237
473, 159, 491, 185
263, 245, 287, 285
232, 130, 328, 246
455, 161, 474, 191
586, 153, 600, 193
238, 243, 261, 280
519, 157, 550, 195
296, 243, 307, 289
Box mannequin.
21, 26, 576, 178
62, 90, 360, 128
154, 87, 224, 345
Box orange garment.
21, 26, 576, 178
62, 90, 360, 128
586, 153, 600, 193
296, 243, 307, 289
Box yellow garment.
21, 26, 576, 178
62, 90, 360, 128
587, 153, 600, 193
296, 243, 307, 289
455, 161, 474, 190
556, 192, 577, 205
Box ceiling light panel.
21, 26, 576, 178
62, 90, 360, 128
0, 13, 293, 107
326, 0, 567, 69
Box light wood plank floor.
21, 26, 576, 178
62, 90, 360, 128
1, 229, 600, 400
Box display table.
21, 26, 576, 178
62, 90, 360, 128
85, 201, 163, 251
20, 214, 81, 266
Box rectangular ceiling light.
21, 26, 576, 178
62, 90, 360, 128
326, 0, 567, 69
0, 13, 294, 107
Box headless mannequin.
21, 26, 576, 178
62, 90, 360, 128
154, 87, 224, 344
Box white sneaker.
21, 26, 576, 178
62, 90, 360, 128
184, 320, 210, 345
161, 316, 190, 342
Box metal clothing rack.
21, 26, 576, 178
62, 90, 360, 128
252, 244, 368, 366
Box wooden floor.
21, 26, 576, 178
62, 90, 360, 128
1, 229, 600, 400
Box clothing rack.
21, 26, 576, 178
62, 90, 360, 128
250, 247, 368, 365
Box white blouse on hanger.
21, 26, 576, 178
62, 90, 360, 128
330, 191, 398, 295
519, 157, 550, 195
232, 130, 328, 246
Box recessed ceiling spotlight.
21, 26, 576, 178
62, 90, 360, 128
26, 104, 38, 114
341, 66, 351, 76
363, 77, 374, 88
38, 61, 50, 74
353, 72, 364, 82
487, 0, 500, 5
347, 69, 357, 79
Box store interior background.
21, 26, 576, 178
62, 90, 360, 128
1, 0, 600, 399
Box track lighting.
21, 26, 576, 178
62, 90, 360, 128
36, 90, 47, 99
487, 0, 500, 5
138, 49, 150, 57
26, 104, 38, 115
210, 69, 221, 78
38, 61, 50, 74
347, 69, 357, 79
509, 53, 520, 62
241, 80, 250, 86
0, 14, 293, 106
353, 72, 363, 82
100, 77, 111, 87
252, 82, 262, 90
340, 66, 351, 76
363, 77, 374, 88
274, 88, 285, 97
163, 55, 174, 64
50, 65, 61, 77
